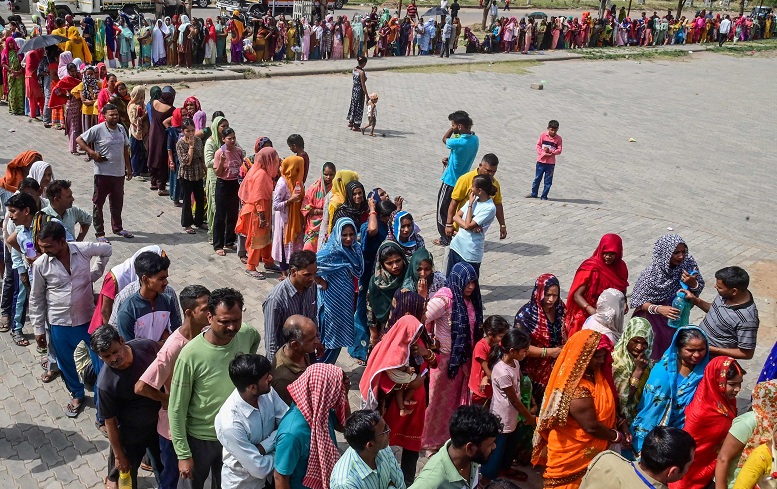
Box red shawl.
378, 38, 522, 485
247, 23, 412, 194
48, 75, 81, 108
670, 356, 739, 489
0, 151, 42, 192
565, 233, 629, 337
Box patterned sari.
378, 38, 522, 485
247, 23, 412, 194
611, 317, 653, 424
532, 330, 615, 489
301, 166, 331, 251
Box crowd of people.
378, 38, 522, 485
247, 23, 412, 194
0, 79, 775, 489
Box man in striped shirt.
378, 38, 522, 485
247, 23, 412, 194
686, 266, 759, 360
330, 410, 405, 489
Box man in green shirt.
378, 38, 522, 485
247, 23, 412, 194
168, 288, 261, 489
409, 406, 500, 489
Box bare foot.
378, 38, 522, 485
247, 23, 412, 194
399, 408, 414, 416
370, 133, 375, 137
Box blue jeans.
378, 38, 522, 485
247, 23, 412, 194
10, 268, 28, 334
159, 436, 179, 489
1, 245, 14, 318
50, 323, 101, 400
446, 248, 481, 278
479, 429, 520, 479
531, 162, 555, 199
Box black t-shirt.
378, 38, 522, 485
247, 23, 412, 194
450, 3, 460, 16
97, 339, 161, 442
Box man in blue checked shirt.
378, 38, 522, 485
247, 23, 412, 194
330, 410, 405, 489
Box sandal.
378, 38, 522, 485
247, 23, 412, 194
97, 236, 110, 243
215, 249, 226, 256
157, 190, 170, 196
264, 263, 282, 273
64, 399, 85, 418
239, 256, 248, 264
184, 227, 196, 234
0, 317, 9, 333
96, 422, 108, 438
36, 345, 47, 355
114, 230, 134, 238
41, 370, 60, 383
11, 331, 30, 346
245, 270, 266, 280
150, 185, 158, 190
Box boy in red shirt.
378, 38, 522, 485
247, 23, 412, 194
529, 120, 562, 200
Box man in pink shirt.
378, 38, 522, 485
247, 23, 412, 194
134, 285, 211, 489
528, 120, 562, 201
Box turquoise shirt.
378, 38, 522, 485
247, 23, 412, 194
441, 133, 479, 187
274, 405, 338, 489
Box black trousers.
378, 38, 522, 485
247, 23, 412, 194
718, 32, 727, 46
212, 178, 239, 250
436, 182, 454, 245
179, 178, 205, 228
176, 436, 223, 489
107, 431, 163, 488
400, 449, 420, 487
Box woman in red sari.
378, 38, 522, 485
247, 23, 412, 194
565, 233, 629, 338
359, 314, 438, 487
671, 356, 744, 489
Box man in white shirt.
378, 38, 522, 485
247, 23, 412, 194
719, 15, 732, 46
30, 221, 112, 418
215, 354, 288, 489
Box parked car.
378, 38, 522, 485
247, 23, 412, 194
750, 6, 772, 19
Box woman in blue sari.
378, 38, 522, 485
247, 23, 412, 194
316, 217, 364, 365
350, 192, 396, 364
631, 326, 709, 453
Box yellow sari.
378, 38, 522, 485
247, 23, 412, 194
326, 169, 359, 234
532, 330, 615, 489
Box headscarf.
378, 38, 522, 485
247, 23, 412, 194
159, 85, 176, 105
612, 317, 654, 421
327, 170, 359, 233
104, 15, 116, 47
287, 363, 348, 489
81, 67, 100, 100
205, 17, 217, 42
758, 343, 777, 384
368, 241, 409, 327
28, 161, 52, 188
239, 147, 279, 205
170, 107, 183, 128
581, 288, 626, 345
386, 289, 426, 331
178, 14, 191, 43
331, 180, 366, 230
434, 262, 482, 378
57, 50, 74, 79
149, 85, 162, 101
280, 155, 304, 244
316, 217, 364, 281
402, 247, 436, 291
678, 356, 740, 489
532, 330, 614, 465
739, 379, 777, 468
631, 326, 710, 453
183, 95, 201, 116
360, 315, 424, 409
302, 164, 331, 248
386, 210, 424, 256
514, 274, 566, 386
630, 234, 704, 308
129, 85, 145, 105
109, 245, 164, 292
0, 151, 41, 192
193, 110, 207, 131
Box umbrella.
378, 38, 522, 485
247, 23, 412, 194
528, 11, 547, 19
422, 6, 449, 17
19, 35, 68, 55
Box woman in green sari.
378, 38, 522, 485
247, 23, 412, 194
2, 39, 24, 115
204, 115, 229, 242
138, 17, 153, 67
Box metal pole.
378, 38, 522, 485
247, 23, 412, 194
627, 0, 632, 16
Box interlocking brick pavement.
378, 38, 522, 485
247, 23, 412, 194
1, 51, 776, 488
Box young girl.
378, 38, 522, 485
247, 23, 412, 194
361, 92, 378, 136
448, 174, 498, 276
480, 328, 534, 481
212, 127, 244, 255
469, 315, 510, 406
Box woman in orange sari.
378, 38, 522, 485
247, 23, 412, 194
237, 146, 280, 280
565, 234, 629, 338
671, 356, 743, 489
533, 329, 620, 489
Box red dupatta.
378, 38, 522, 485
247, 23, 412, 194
48, 74, 81, 108
565, 233, 629, 337
670, 356, 739, 489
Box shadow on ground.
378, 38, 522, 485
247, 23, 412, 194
1, 423, 108, 473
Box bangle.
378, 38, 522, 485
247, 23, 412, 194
500, 225, 506, 228
445, 223, 453, 227
611, 430, 622, 443
629, 376, 640, 387
369, 211, 377, 215
542, 347, 547, 358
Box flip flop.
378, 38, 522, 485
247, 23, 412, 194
184, 227, 196, 234
41, 370, 60, 383
64, 400, 85, 418
114, 230, 134, 238
11, 331, 30, 346
245, 270, 266, 281
97, 236, 110, 243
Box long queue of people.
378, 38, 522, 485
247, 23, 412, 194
0, 65, 775, 489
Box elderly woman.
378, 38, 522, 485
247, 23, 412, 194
360, 314, 438, 486
532, 329, 619, 489
565, 234, 629, 337
630, 234, 704, 360
612, 318, 653, 430
631, 326, 710, 453
421, 262, 482, 453
515, 273, 566, 407
581, 288, 626, 346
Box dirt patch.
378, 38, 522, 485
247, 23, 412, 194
393, 59, 539, 74
749, 261, 777, 342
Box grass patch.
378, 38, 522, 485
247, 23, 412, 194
580, 47, 690, 60
392, 59, 539, 73
707, 38, 777, 56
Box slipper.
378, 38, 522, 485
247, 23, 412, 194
150, 185, 158, 191
114, 230, 134, 238
64, 400, 85, 418
197, 223, 209, 230
239, 256, 248, 264
0, 321, 9, 333
184, 227, 196, 234
215, 249, 226, 256
245, 270, 266, 280
41, 370, 60, 383
97, 236, 110, 243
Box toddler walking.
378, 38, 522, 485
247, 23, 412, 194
361, 93, 378, 136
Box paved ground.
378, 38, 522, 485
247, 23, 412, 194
1, 51, 776, 488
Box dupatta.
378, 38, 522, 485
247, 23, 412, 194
386, 210, 424, 256
280, 155, 304, 244
0, 151, 42, 192
367, 241, 408, 327
631, 326, 709, 453
301, 165, 330, 250
630, 234, 704, 308
672, 356, 739, 489
739, 380, 777, 468
326, 169, 359, 233
612, 317, 654, 421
